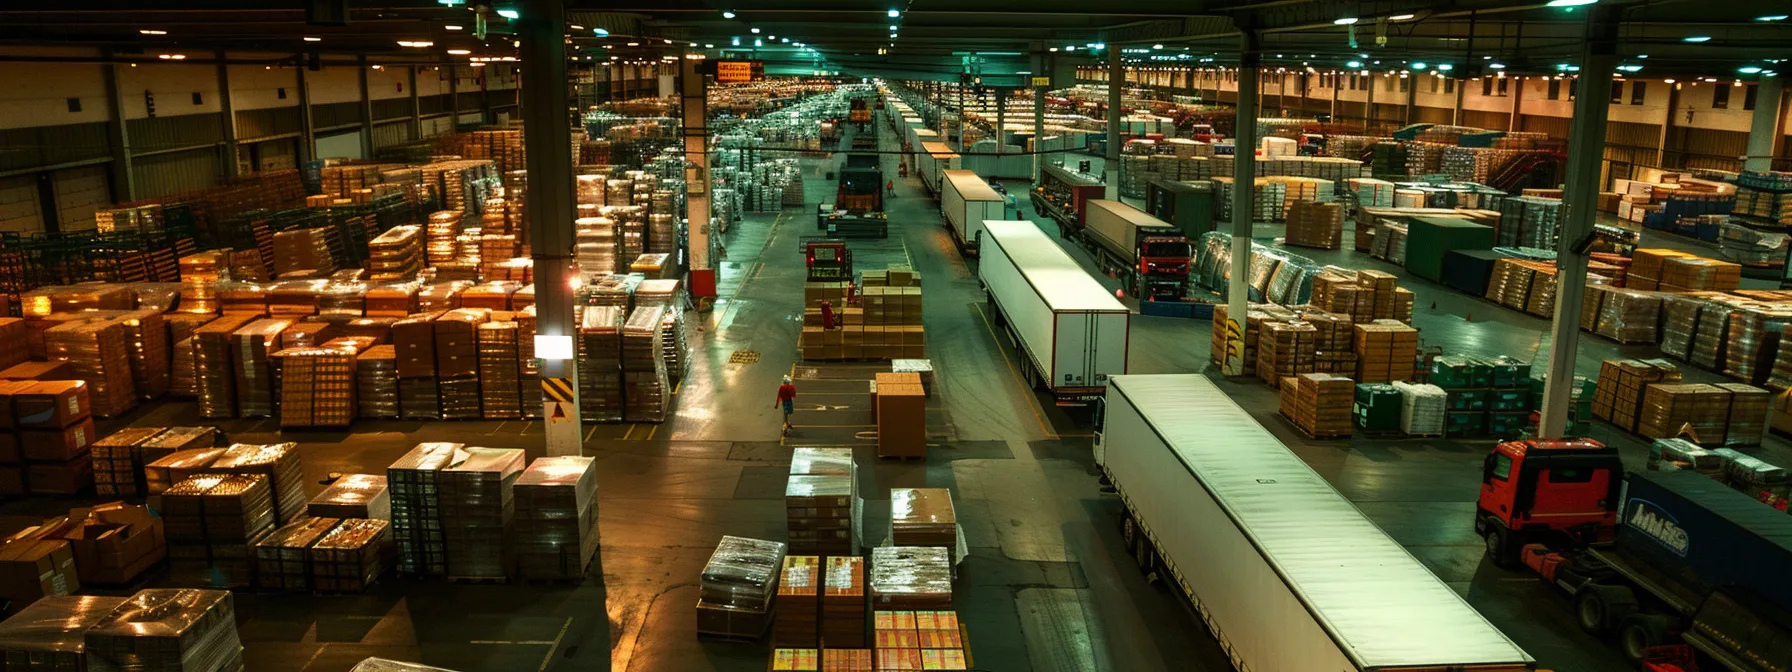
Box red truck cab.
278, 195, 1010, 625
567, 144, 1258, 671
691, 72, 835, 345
1476, 438, 1624, 566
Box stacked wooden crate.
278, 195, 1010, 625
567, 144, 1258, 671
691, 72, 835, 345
1279, 373, 1354, 439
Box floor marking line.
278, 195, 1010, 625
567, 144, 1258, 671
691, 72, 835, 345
646, 425, 660, 440
623, 424, 638, 440
972, 303, 1059, 440
537, 618, 573, 672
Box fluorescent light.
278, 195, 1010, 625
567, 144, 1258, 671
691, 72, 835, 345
705, 44, 714, 48
1333, 17, 1359, 25
1758, 14, 1789, 21
1740, 66, 1764, 74
626, 42, 639, 46
1437, 64, 1453, 71
303, 36, 322, 42
1683, 35, 1711, 42
1049, 47, 1059, 52
1346, 60, 1362, 68
496, 9, 518, 19
1410, 62, 1427, 70
1637, 54, 1648, 58
156, 54, 186, 60
448, 49, 471, 55
751, 27, 761, 33
397, 41, 434, 47
732, 36, 741, 45
1489, 63, 1506, 69
780, 37, 789, 43
1152, 44, 1163, 49
139, 29, 168, 35
723, 10, 735, 18
570, 25, 583, 30
1545, 0, 1597, 6
888, 9, 901, 17
1389, 14, 1415, 20
445, 25, 463, 31
1617, 65, 1642, 72
593, 28, 609, 37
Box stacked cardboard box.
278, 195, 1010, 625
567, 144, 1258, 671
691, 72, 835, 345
434, 309, 488, 420
277, 347, 358, 428
0, 595, 127, 669
357, 345, 400, 419
45, 319, 135, 419
1658, 256, 1742, 293
577, 305, 625, 422
308, 473, 392, 520
1300, 311, 1357, 374
1353, 320, 1417, 383
1581, 286, 1662, 344
514, 456, 599, 581
1284, 201, 1343, 250
1279, 373, 1353, 438
118, 309, 169, 399
144, 447, 224, 497
868, 546, 953, 611
271, 227, 337, 277
1256, 321, 1316, 387
1627, 248, 1691, 291
477, 322, 522, 419
623, 305, 670, 422
439, 447, 524, 579
1393, 382, 1448, 436
308, 518, 392, 592
1211, 303, 1297, 374
1637, 384, 1731, 443
388, 442, 463, 576
786, 447, 857, 557
823, 555, 867, 648
230, 319, 291, 418
875, 373, 926, 458
0, 534, 80, 606
207, 442, 307, 526
774, 556, 821, 647
7, 381, 95, 495
890, 489, 958, 566
393, 312, 442, 420
770, 648, 820, 671
1719, 382, 1771, 446
1593, 359, 1684, 433
83, 589, 243, 672
872, 611, 968, 672
697, 536, 786, 639
254, 516, 339, 592
162, 474, 275, 588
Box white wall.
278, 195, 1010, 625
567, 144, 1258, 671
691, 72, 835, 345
227, 62, 302, 112
118, 63, 221, 119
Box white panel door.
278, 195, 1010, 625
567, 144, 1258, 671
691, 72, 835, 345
0, 176, 43, 234
53, 166, 109, 232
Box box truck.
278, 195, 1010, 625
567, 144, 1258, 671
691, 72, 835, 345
940, 170, 1005, 255
1081, 199, 1192, 300
917, 141, 960, 197
1477, 439, 1792, 668
1097, 374, 1537, 672
1031, 164, 1105, 237
979, 220, 1128, 403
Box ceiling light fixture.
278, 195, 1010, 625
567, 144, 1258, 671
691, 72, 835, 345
1333, 17, 1359, 25
1437, 63, 1453, 71
139, 29, 167, 35
593, 28, 609, 37
496, 9, 519, 19
1388, 14, 1415, 20
723, 10, 736, 18
751, 27, 761, 33
1489, 63, 1506, 69
626, 42, 638, 46
706, 43, 715, 48
1740, 65, 1764, 74
303, 36, 322, 42
1683, 35, 1711, 42
397, 40, 434, 47
156, 54, 186, 60
780, 37, 789, 42
1617, 64, 1642, 72
1410, 61, 1427, 70
888, 9, 901, 17
1049, 47, 1059, 52
731, 36, 741, 45
1152, 44, 1163, 49
570, 25, 583, 30
445, 25, 463, 31
448, 49, 471, 55
1758, 14, 1790, 21
1545, 0, 1598, 6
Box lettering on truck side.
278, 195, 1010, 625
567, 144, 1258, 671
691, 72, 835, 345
1625, 499, 1689, 556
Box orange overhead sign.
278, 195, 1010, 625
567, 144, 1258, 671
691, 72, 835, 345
715, 60, 763, 83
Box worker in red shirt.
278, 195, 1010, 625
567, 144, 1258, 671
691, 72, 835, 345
775, 375, 797, 434
887, 180, 896, 197
820, 300, 836, 329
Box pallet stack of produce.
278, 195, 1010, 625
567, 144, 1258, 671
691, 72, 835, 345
1593, 359, 1683, 434
1284, 201, 1343, 250
162, 473, 276, 588
1637, 384, 1732, 443
83, 589, 243, 671
357, 345, 400, 419
1279, 373, 1353, 438
1256, 320, 1316, 387
388, 442, 462, 577
578, 305, 625, 423
697, 536, 786, 639
45, 318, 136, 419
1352, 320, 1417, 383
514, 455, 600, 581
890, 488, 959, 568
786, 447, 858, 557
622, 305, 670, 422
9, 381, 96, 495
477, 321, 522, 419
872, 610, 969, 672
439, 447, 524, 580
308, 518, 393, 592
773, 556, 820, 647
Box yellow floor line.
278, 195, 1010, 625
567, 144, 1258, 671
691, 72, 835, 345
646, 425, 659, 440
622, 424, 638, 440
972, 303, 1059, 440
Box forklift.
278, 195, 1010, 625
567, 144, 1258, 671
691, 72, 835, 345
805, 240, 853, 282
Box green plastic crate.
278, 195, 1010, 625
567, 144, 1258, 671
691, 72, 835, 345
1430, 357, 1478, 388
1488, 411, 1531, 438
1488, 388, 1532, 413
1446, 411, 1487, 437
1353, 384, 1403, 431
1445, 388, 1489, 412
1487, 356, 1532, 388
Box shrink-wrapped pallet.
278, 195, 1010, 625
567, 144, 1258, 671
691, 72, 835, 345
513, 456, 598, 580
697, 536, 786, 638
254, 516, 339, 592
207, 442, 307, 526
83, 589, 242, 672
439, 447, 524, 579
1392, 382, 1446, 436
868, 546, 953, 611
387, 442, 465, 576
308, 518, 393, 592
0, 595, 128, 670
308, 474, 392, 520
357, 345, 400, 419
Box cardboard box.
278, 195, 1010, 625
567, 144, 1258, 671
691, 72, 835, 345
391, 311, 444, 379
20, 417, 95, 462
0, 361, 74, 381
0, 380, 35, 430
0, 539, 79, 603
53, 502, 166, 585
27, 454, 91, 495
13, 381, 91, 430
876, 382, 927, 458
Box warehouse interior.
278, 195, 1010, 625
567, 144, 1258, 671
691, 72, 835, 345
0, 1, 1790, 671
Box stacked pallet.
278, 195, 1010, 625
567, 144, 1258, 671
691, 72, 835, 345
873, 610, 968, 672
514, 455, 599, 581
1658, 256, 1742, 293
308, 473, 392, 519
622, 305, 670, 422
1637, 384, 1732, 443
1722, 383, 1771, 446
255, 516, 338, 592
83, 589, 243, 672
1580, 286, 1662, 344
309, 518, 392, 592
439, 447, 524, 580
868, 546, 953, 611
1353, 320, 1418, 383
163, 473, 276, 588
823, 555, 867, 648
91, 426, 165, 497
1256, 321, 1316, 387
1284, 201, 1343, 250
45, 319, 136, 419
277, 347, 357, 428
357, 345, 400, 419
271, 227, 337, 277
786, 447, 857, 557
10, 381, 97, 495
426, 211, 462, 266
1279, 373, 1354, 438
477, 322, 522, 419
1593, 359, 1684, 433
874, 373, 927, 459
435, 309, 488, 421
890, 488, 959, 568
388, 442, 463, 576
394, 312, 442, 420
576, 306, 624, 424
144, 446, 224, 497
773, 556, 820, 647
367, 225, 424, 282
1392, 382, 1448, 436
1300, 311, 1357, 374
119, 309, 169, 400
697, 536, 786, 639
229, 319, 290, 418
208, 442, 307, 526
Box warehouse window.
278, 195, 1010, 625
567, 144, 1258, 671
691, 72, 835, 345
1483, 77, 1493, 97
1713, 83, 1730, 109
1745, 83, 1759, 110
1631, 81, 1646, 105
66, 97, 81, 113
191, 92, 203, 105
1498, 77, 1509, 96
1490, 454, 1512, 480
1547, 78, 1562, 100
1445, 78, 1455, 94
1611, 82, 1624, 104
277, 87, 287, 99
1430, 76, 1439, 93
1399, 76, 1409, 93
1386, 76, 1396, 93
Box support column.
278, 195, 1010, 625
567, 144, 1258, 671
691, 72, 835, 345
1366, 73, 1376, 126
1330, 74, 1339, 120
1658, 81, 1678, 166
1223, 37, 1259, 377
1104, 47, 1121, 200
357, 55, 375, 159
1745, 76, 1784, 172
101, 56, 135, 202
217, 51, 240, 178
1453, 75, 1466, 125
517, 0, 583, 455
480, 66, 491, 125
409, 66, 422, 141
1509, 75, 1524, 132
297, 67, 316, 166
448, 64, 461, 129
1033, 80, 1046, 181
956, 82, 965, 152
995, 88, 1005, 155
679, 55, 714, 301
1404, 73, 1417, 125
1540, 6, 1619, 437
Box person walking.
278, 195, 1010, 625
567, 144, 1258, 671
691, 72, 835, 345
775, 375, 797, 434
886, 180, 896, 197
820, 300, 836, 330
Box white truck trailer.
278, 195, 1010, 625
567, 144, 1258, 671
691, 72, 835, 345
916, 141, 960, 197
978, 220, 1129, 404
939, 169, 1005, 255
1095, 374, 1537, 672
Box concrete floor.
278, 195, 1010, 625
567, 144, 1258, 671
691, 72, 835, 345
9, 120, 1792, 672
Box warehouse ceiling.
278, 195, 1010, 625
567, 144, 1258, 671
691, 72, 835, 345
0, 0, 1789, 81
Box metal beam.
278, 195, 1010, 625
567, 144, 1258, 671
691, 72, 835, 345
518, 0, 582, 455
217, 50, 239, 178
101, 53, 134, 202
296, 66, 315, 166
357, 54, 374, 159
1223, 33, 1259, 377
408, 65, 422, 141
448, 63, 460, 129
1540, 6, 1619, 438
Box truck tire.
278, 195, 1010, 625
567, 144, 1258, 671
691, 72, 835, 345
1576, 585, 1638, 635
1482, 526, 1518, 569
1120, 511, 1140, 557
1617, 614, 1678, 663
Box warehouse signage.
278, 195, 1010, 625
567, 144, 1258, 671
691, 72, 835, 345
714, 59, 765, 83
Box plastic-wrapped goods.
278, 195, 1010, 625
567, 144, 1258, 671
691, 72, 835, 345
144, 448, 224, 497
698, 536, 787, 638
513, 456, 599, 580
119, 309, 169, 400
207, 443, 307, 527
308, 474, 391, 520
1711, 447, 1790, 499
1690, 303, 1739, 372
1658, 293, 1711, 361
1725, 306, 1792, 385
869, 546, 953, 611
271, 227, 336, 277
439, 447, 525, 579
1717, 382, 1771, 447
83, 589, 242, 672
365, 282, 420, 318
1392, 382, 1447, 436
308, 518, 392, 592
890, 488, 963, 569
1590, 287, 1663, 344
92, 427, 165, 497
0, 595, 129, 670
254, 516, 339, 592
387, 442, 466, 576
1650, 438, 1724, 475
477, 322, 521, 420
622, 305, 669, 423
357, 345, 400, 419
276, 347, 357, 428
516, 306, 541, 420
351, 658, 463, 672
226, 319, 290, 419
786, 453, 858, 558
45, 318, 136, 419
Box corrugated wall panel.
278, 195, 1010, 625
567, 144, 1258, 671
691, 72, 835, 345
0, 176, 43, 234
1415, 106, 1453, 124
52, 166, 108, 231
371, 121, 413, 149
311, 101, 363, 129
132, 148, 219, 199
236, 107, 302, 141
127, 113, 223, 153
1520, 115, 1571, 139
421, 115, 454, 138
372, 98, 411, 121
457, 92, 483, 112
419, 94, 450, 115
0, 122, 111, 173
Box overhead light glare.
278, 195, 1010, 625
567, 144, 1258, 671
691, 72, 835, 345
1333, 17, 1359, 25
626, 42, 639, 46
1617, 64, 1643, 72
139, 29, 167, 35
1545, 0, 1598, 6
1740, 66, 1764, 74
1388, 14, 1415, 20
1410, 62, 1427, 70
1683, 35, 1711, 42
1152, 44, 1163, 49
1489, 63, 1506, 69
448, 49, 471, 55
1346, 60, 1363, 68
445, 25, 463, 31
1437, 63, 1453, 71
888, 9, 901, 17
751, 27, 761, 33
156, 54, 186, 60
303, 36, 322, 42
397, 40, 434, 47
495, 9, 519, 19
1758, 14, 1790, 21
1049, 47, 1059, 52
722, 10, 736, 18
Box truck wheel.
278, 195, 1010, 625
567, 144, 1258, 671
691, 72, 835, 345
1617, 614, 1677, 663
1135, 534, 1156, 573
1482, 527, 1517, 569
1576, 585, 1638, 636
1120, 511, 1139, 557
